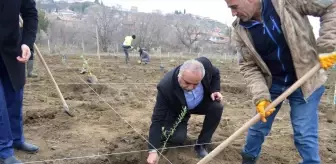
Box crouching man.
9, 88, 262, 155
138, 48, 150, 64
147, 57, 224, 164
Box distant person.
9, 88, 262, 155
138, 48, 150, 64
0, 0, 39, 164
122, 35, 136, 64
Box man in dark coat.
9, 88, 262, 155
146, 57, 224, 164
0, 0, 39, 163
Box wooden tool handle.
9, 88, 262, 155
197, 63, 321, 164
19, 16, 73, 117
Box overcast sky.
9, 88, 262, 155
101, 0, 320, 37
103, 0, 235, 23
62, 0, 321, 37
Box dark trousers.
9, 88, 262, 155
166, 100, 224, 146
0, 58, 24, 159
122, 45, 131, 63
29, 51, 34, 61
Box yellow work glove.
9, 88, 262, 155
319, 52, 336, 70
256, 99, 275, 123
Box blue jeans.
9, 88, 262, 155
141, 58, 150, 64
122, 45, 131, 63
0, 63, 25, 159
242, 83, 325, 164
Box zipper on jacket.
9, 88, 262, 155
263, 24, 266, 34
261, 8, 287, 91
263, 24, 287, 77
260, 0, 308, 103
270, 16, 281, 34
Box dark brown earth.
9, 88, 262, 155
18, 53, 336, 164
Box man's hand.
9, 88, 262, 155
319, 52, 336, 70
211, 92, 223, 101
256, 99, 275, 123
17, 44, 31, 63
147, 151, 158, 164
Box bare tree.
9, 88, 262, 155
48, 19, 82, 53
131, 13, 166, 50
174, 15, 202, 52
39, 1, 232, 55
87, 5, 124, 52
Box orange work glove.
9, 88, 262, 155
256, 99, 275, 123
319, 52, 336, 70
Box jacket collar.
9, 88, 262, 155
231, 0, 285, 79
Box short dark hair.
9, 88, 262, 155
132, 35, 136, 39
138, 47, 145, 53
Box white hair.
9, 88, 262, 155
178, 59, 205, 78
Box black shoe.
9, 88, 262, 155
241, 152, 257, 164
0, 156, 22, 164
194, 144, 208, 158
13, 142, 39, 154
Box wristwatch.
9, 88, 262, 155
148, 149, 157, 153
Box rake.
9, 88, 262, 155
19, 15, 73, 117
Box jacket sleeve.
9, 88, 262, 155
233, 30, 271, 104
148, 86, 169, 150
210, 66, 221, 93
290, 0, 336, 53
20, 0, 38, 49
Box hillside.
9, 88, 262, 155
37, 0, 232, 54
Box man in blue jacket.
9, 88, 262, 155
225, 0, 336, 163
0, 0, 39, 163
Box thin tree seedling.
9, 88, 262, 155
80, 54, 98, 84
157, 106, 188, 163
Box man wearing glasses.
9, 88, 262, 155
146, 57, 224, 164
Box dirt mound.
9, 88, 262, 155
24, 108, 58, 124
19, 55, 336, 164
221, 83, 247, 94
